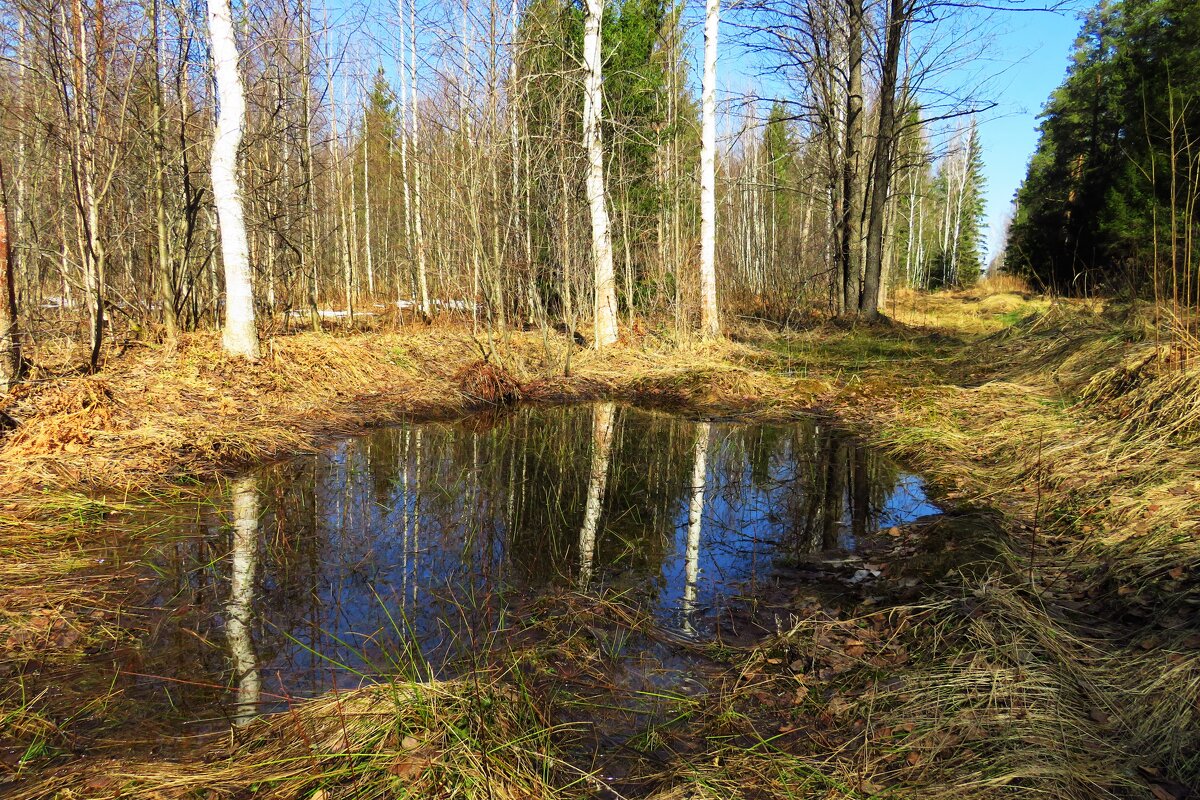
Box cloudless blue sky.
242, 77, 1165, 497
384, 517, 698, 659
975, 9, 1083, 262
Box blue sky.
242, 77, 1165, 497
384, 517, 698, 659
975, 8, 1084, 261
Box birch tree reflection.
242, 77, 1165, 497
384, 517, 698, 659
226, 476, 261, 726
134, 407, 936, 727
578, 402, 616, 588
681, 422, 711, 635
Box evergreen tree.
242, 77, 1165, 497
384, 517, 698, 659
764, 102, 800, 226
1007, 0, 1200, 300
516, 0, 697, 312
954, 123, 987, 286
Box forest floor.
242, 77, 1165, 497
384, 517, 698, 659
2, 284, 1199, 799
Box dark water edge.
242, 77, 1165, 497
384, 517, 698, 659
91, 403, 943, 736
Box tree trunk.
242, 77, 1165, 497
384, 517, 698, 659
582, 0, 618, 347
208, 0, 260, 358
300, 0, 320, 331
840, 0, 864, 315
362, 129, 374, 298
410, 0, 432, 321
0, 158, 23, 392
698, 0, 721, 337
14, 18, 28, 319
860, 0, 905, 318
397, 0, 415, 315
149, 0, 178, 339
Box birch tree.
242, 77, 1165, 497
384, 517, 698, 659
582, 0, 619, 347
698, 0, 720, 337
208, 0, 260, 358
407, 0, 431, 321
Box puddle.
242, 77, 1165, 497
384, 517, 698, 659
122, 404, 939, 729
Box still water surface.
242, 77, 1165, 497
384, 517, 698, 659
133, 404, 937, 726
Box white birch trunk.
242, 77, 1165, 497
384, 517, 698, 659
582, 0, 618, 347
208, 0, 260, 358
698, 0, 720, 338
363, 131, 374, 296
396, 0, 415, 310
410, 0, 432, 320
14, 18, 27, 305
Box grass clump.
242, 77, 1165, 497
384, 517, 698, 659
12, 678, 571, 800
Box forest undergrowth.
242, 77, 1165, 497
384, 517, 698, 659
3, 284, 1200, 799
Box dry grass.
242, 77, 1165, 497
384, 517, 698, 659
731, 580, 1200, 799
4, 299, 1200, 799
974, 272, 1034, 296
884, 285, 1056, 337
0, 326, 827, 502
11, 678, 570, 800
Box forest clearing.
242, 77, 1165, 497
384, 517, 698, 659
2, 0, 1200, 792
0, 284, 1198, 799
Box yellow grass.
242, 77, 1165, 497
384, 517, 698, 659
4, 296, 1200, 799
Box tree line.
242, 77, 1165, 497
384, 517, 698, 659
1006, 0, 1199, 323
0, 0, 1001, 377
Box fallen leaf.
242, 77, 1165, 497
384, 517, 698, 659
390, 752, 433, 780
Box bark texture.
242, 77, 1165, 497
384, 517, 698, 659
208, 0, 260, 359
582, 0, 619, 348
0, 158, 23, 392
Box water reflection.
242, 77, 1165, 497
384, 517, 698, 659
681, 422, 710, 636
579, 402, 616, 589
225, 476, 261, 726
140, 405, 939, 724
